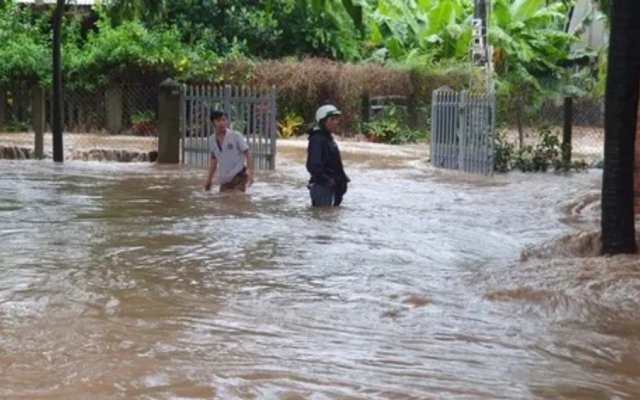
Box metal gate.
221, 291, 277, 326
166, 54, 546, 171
180, 84, 277, 170
430, 87, 496, 176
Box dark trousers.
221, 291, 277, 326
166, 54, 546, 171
308, 182, 345, 207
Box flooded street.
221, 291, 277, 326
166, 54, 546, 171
1, 144, 638, 400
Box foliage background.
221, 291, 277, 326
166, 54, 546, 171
0, 0, 608, 136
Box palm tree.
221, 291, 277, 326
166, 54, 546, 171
600, 0, 640, 255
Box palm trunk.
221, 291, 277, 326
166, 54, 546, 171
601, 0, 640, 255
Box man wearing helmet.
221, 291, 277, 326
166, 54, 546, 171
306, 104, 350, 207
204, 110, 254, 192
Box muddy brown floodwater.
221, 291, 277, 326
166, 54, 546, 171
0, 142, 638, 400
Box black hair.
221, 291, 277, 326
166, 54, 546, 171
210, 109, 227, 121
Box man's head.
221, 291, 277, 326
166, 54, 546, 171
210, 109, 228, 133
315, 104, 341, 133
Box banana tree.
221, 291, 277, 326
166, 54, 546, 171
366, 0, 577, 72
489, 0, 577, 76
367, 0, 473, 60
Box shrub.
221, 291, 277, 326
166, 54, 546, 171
494, 126, 589, 173
277, 109, 304, 138
212, 57, 476, 135
362, 105, 427, 144
130, 110, 156, 136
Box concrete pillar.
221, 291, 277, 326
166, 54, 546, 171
105, 85, 123, 134
157, 78, 182, 164
32, 85, 45, 159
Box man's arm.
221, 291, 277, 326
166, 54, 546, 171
306, 136, 332, 185
237, 133, 254, 185
245, 148, 254, 181
204, 153, 217, 191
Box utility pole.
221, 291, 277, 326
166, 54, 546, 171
52, 0, 65, 162
471, 0, 493, 92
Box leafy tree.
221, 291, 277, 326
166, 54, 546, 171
0, 3, 49, 85
65, 7, 221, 87
266, 0, 364, 31
157, 0, 362, 60
98, 0, 362, 61
100, 0, 166, 24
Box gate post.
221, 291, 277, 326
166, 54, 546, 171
487, 90, 497, 176
223, 84, 232, 128
458, 90, 468, 171
157, 78, 182, 164
269, 85, 277, 170
32, 85, 45, 159
180, 83, 187, 164
430, 90, 438, 165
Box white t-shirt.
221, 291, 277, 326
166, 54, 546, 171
209, 129, 249, 184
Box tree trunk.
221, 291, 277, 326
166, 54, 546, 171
635, 99, 640, 214
51, 0, 65, 163
601, 0, 640, 255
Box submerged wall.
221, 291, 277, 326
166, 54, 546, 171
0, 145, 157, 162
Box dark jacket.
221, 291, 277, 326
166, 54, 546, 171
306, 127, 349, 190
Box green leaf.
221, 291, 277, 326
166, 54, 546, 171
386, 36, 404, 58
510, 0, 545, 22
369, 21, 384, 43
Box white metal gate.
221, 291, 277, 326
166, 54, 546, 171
430, 87, 496, 176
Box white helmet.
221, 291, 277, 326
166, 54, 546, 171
315, 104, 342, 125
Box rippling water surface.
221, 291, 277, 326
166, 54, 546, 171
1, 144, 639, 400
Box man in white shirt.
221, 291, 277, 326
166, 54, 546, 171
204, 110, 254, 192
